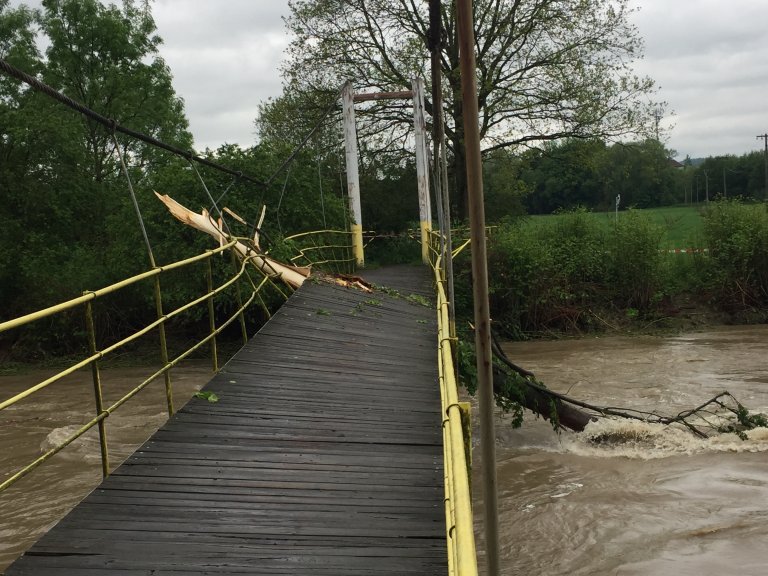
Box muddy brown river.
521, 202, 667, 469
473, 325, 768, 575
0, 363, 213, 571
2, 326, 768, 574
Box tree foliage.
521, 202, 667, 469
282, 0, 661, 215
519, 138, 680, 214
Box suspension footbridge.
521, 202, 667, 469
4, 265, 463, 575
0, 0, 486, 567
1, 249, 475, 575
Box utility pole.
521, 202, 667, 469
723, 168, 727, 198
428, 0, 457, 340
457, 1, 500, 575
703, 169, 709, 203
756, 134, 768, 200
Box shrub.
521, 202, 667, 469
702, 200, 768, 312
608, 210, 665, 311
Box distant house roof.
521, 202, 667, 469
668, 158, 684, 169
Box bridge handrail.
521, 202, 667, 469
0, 240, 289, 493
283, 229, 356, 274
433, 251, 479, 576
0, 240, 239, 333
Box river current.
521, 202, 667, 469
2, 326, 768, 574
473, 325, 768, 575
0, 363, 212, 571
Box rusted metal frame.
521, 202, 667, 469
412, 77, 433, 264
152, 275, 175, 416
342, 82, 365, 266
457, 0, 500, 572
230, 250, 249, 345
283, 229, 353, 241
434, 257, 478, 576
1, 245, 245, 413
352, 90, 413, 102
0, 241, 237, 334
0, 252, 270, 493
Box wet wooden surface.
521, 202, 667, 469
6, 266, 446, 575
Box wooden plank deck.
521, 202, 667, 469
5, 266, 446, 575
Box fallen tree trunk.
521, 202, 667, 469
500, 367, 595, 431
488, 331, 767, 439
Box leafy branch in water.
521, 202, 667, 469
457, 331, 768, 440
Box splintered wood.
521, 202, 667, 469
154, 192, 309, 288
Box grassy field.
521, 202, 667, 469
532, 205, 707, 249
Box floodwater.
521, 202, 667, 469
2, 327, 768, 575
473, 325, 768, 575
0, 363, 213, 572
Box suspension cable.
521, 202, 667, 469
247, 85, 345, 239
0, 57, 267, 188
210, 176, 238, 214
112, 132, 156, 268
318, 159, 327, 228
0, 57, 351, 246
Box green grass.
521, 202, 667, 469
532, 205, 706, 249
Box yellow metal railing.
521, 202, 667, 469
284, 229, 357, 274
431, 236, 479, 576
0, 239, 292, 493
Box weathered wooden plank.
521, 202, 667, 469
6, 267, 447, 575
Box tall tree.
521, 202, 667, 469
1, 0, 193, 320
283, 0, 661, 217
39, 0, 191, 182
0, 0, 44, 311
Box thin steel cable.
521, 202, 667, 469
318, 159, 327, 228
247, 84, 345, 239
0, 57, 267, 187
112, 132, 156, 268
261, 85, 344, 188
210, 175, 239, 213
188, 160, 229, 234
0, 57, 350, 251
276, 164, 292, 237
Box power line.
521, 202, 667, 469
1, 57, 346, 233
0, 57, 264, 186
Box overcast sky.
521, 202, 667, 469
10, 0, 768, 160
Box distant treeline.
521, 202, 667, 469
482, 139, 768, 220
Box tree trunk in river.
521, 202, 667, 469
492, 365, 595, 432
490, 333, 766, 439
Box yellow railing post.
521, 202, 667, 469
153, 275, 174, 416
206, 258, 219, 372
85, 299, 110, 478
231, 250, 249, 345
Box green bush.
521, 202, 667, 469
608, 210, 664, 311
472, 209, 609, 336
458, 207, 673, 337
702, 200, 768, 312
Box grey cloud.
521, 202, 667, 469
631, 0, 768, 158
